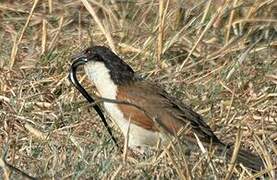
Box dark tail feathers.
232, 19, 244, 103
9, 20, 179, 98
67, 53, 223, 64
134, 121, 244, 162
225, 146, 264, 171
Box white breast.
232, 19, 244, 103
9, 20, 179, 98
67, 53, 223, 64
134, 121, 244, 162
84, 62, 161, 148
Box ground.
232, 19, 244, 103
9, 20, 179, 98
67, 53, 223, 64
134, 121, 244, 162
0, 0, 276, 179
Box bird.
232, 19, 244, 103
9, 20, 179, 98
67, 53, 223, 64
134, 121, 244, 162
71, 45, 264, 171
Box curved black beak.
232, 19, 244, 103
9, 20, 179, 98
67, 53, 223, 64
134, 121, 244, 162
68, 54, 119, 149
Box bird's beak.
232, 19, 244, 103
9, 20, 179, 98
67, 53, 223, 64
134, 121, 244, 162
71, 52, 88, 68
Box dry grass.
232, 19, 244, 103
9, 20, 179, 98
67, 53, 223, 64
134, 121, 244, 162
0, 0, 276, 179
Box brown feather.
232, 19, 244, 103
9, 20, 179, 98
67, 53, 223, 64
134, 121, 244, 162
116, 89, 158, 131
116, 81, 223, 145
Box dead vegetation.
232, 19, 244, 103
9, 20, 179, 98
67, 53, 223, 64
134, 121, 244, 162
0, 0, 276, 179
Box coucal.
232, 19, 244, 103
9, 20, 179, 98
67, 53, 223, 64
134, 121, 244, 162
70, 46, 264, 171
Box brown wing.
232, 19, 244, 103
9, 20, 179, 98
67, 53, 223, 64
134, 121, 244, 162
116, 81, 223, 145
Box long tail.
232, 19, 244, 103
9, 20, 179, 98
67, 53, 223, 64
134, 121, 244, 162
182, 136, 264, 170
224, 146, 264, 171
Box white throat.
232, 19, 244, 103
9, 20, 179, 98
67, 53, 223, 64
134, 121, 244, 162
84, 61, 128, 137
84, 61, 117, 99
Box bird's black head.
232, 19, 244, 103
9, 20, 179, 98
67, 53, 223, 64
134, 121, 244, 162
73, 46, 135, 85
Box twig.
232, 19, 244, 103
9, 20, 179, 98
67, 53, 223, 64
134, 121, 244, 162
123, 118, 131, 163
179, 5, 226, 71
225, 0, 238, 43
80, 0, 116, 52
194, 133, 218, 175
225, 36, 262, 80
48, 16, 64, 52
41, 19, 47, 55
224, 126, 242, 180
156, 0, 169, 64
10, 0, 39, 69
